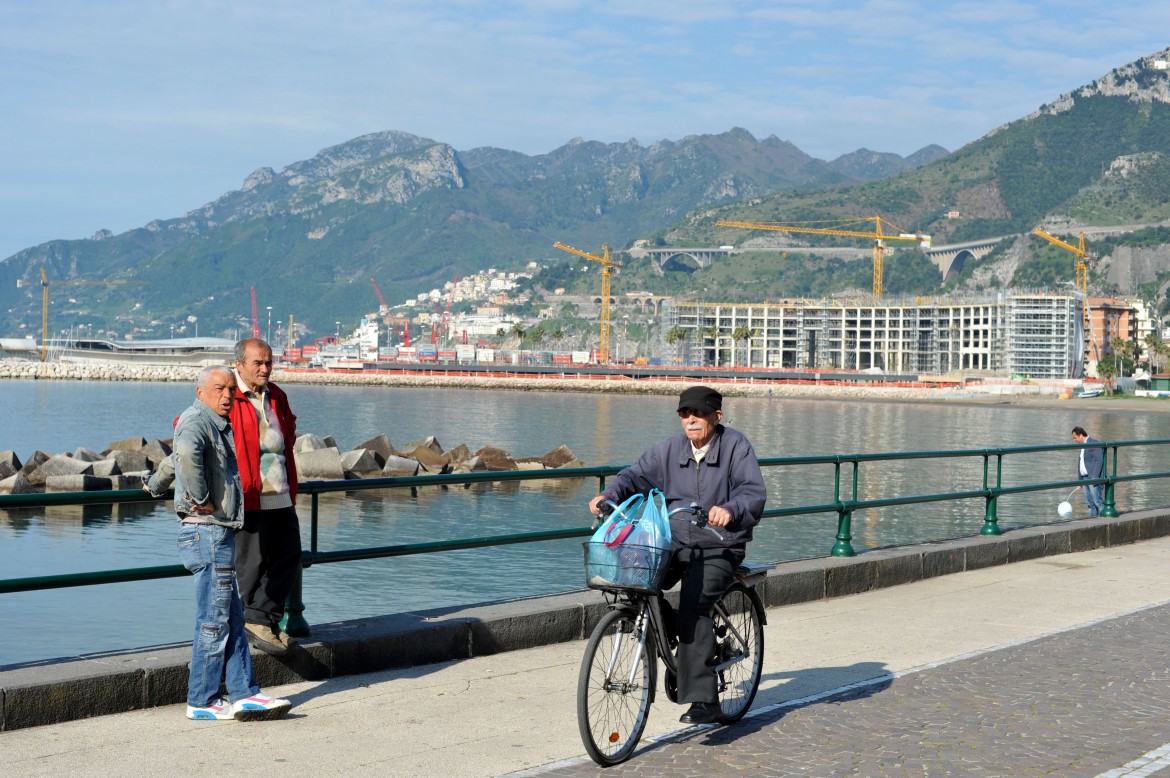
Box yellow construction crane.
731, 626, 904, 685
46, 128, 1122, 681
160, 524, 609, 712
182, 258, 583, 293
1032, 228, 1100, 372
16, 268, 138, 361
553, 241, 623, 365
715, 217, 932, 297
1031, 228, 1096, 297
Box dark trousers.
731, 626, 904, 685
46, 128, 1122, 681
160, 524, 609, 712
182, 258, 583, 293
234, 506, 302, 627
658, 545, 742, 704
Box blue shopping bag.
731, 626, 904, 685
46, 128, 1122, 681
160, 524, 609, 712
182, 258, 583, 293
585, 492, 649, 590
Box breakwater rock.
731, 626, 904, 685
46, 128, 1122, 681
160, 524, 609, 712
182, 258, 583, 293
0, 429, 585, 496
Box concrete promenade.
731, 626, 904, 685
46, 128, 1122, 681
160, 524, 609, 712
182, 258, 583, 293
7, 515, 1170, 776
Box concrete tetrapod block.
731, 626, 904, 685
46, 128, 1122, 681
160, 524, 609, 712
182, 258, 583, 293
139, 439, 172, 470
443, 443, 472, 467
17, 451, 50, 478
0, 472, 36, 495
27, 455, 93, 486
382, 455, 420, 477
411, 445, 449, 473
107, 450, 150, 474
90, 459, 122, 478
107, 474, 146, 490
355, 434, 397, 463
0, 450, 21, 480
71, 447, 103, 463
44, 474, 113, 492
539, 445, 580, 468
340, 448, 382, 478
400, 436, 444, 458
294, 433, 331, 453
295, 447, 345, 481
473, 445, 517, 471
105, 435, 148, 453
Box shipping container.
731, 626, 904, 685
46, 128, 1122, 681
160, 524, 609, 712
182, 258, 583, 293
476, 348, 496, 363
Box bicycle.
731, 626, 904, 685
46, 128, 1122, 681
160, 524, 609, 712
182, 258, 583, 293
577, 501, 774, 766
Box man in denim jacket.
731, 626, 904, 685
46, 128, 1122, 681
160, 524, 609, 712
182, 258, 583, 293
589, 385, 767, 725
147, 365, 292, 722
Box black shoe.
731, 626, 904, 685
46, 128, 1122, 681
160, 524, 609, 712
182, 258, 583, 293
679, 701, 719, 725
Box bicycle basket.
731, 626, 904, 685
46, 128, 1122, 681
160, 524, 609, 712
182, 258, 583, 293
583, 541, 671, 594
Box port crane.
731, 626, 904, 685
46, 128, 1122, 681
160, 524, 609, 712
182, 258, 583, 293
553, 241, 623, 365
714, 217, 932, 297
370, 277, 411, 348
1032, 228, 1100, 371
16, 268, 138, 362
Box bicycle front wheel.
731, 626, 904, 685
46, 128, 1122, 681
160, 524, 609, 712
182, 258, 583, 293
577, 608, 655, 766
713, 583, 765, 723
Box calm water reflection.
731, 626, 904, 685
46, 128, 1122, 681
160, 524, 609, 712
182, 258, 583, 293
3, 379, 1169, 666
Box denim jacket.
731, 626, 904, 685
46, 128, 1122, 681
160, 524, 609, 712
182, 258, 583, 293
146, 399, 244, 529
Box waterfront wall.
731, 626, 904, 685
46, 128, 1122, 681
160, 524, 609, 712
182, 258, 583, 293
0, 358, 968, 401
2, 508, 1168, 731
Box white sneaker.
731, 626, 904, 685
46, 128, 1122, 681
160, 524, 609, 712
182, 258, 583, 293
231, 693, 292, 722
186, 697, 232, 721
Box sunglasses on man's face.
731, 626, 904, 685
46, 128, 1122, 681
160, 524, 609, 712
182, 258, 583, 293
677, 408, 713, 419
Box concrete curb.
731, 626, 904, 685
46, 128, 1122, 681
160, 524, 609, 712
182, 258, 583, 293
4, 510, 1169, 731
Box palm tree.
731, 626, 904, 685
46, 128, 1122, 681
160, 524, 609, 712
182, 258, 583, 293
510, 322, 525, 348
702, 326, 721, 367
732, 326, 756, 368
666, 326, 689, 364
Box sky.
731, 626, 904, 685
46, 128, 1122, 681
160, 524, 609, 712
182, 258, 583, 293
1, 1, 1168, 261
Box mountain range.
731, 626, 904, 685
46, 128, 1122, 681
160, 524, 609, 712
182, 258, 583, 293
3, 45, 1170, 341
0, 128, 945, 340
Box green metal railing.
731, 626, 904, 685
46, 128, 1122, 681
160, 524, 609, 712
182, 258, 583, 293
3, 439, 1165, 637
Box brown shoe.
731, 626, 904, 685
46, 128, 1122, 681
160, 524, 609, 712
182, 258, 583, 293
275, 630, 298, 650
244, 622, 288, 656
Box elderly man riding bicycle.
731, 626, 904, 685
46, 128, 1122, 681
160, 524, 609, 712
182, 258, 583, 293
589, 385, 767, 725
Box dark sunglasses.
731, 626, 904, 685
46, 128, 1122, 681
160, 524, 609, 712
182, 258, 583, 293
677, 408, 713, 419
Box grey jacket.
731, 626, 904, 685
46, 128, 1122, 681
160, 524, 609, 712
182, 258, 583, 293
601, 425, 767, 550
146, 400, 244, 529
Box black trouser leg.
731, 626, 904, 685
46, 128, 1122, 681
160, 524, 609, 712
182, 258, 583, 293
234, 506, 302, 627
671, 546, 739, 704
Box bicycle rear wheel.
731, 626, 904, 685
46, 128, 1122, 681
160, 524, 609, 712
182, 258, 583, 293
712, 583, 764, 723
577, 608, 655, 766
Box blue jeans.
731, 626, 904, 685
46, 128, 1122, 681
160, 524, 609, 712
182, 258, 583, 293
1080, 478, 1104, 517
177, 523, 259, 707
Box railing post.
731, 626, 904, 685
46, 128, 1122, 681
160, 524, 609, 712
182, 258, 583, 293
280, 491, 317, 638
1101, 444, 1119, 518
830, 460, 855, 557
980, 452, 1002, 535
831, 508, 855, 557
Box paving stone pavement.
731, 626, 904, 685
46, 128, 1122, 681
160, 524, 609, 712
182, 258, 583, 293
522, 602, 1170, 777
9, 531, 1170, 778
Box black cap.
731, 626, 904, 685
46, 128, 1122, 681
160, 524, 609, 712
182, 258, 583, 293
677, 385, 722, 414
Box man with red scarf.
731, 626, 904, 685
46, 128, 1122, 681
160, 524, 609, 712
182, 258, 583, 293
231, 338, 301, 655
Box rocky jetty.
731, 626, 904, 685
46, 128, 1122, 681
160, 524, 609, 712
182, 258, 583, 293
0, 432, 585, 496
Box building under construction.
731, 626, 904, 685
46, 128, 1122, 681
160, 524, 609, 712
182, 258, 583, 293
663, 293, 1150, 379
